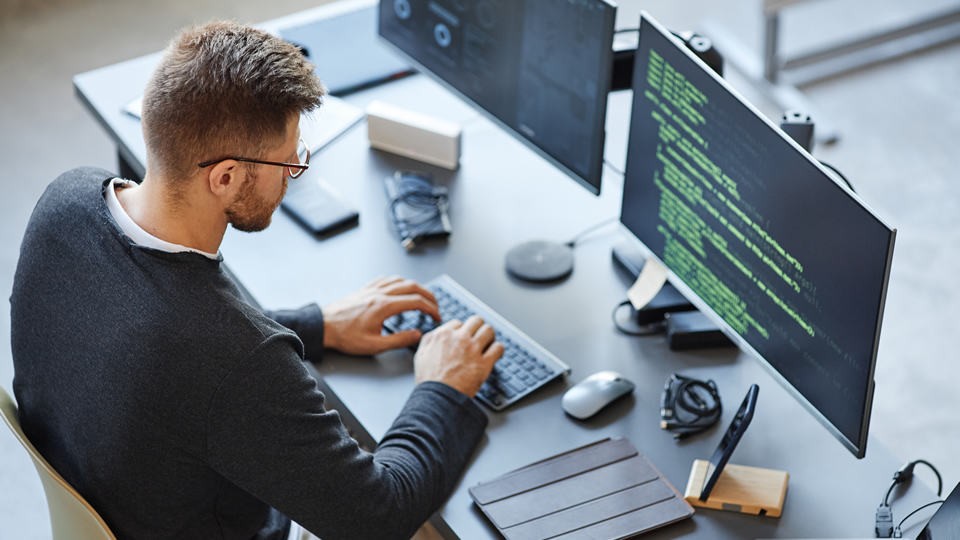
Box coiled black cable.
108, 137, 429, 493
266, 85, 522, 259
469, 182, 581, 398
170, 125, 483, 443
660, 374, 722, 440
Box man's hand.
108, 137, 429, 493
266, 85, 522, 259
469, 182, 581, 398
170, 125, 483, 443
414, 315, 504, 397
322, 276, 441, 355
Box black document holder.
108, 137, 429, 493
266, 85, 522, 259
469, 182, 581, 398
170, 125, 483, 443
469, 438, 693, 540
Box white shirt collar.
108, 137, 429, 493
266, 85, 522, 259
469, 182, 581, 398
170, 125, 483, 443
105, 179, 220, 260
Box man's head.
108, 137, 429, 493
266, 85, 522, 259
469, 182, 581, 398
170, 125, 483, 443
141, 21, 325, 229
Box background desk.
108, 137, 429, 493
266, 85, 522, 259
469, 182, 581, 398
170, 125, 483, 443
73, 4, 934, 538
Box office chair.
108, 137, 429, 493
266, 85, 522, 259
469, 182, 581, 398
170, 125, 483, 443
0, 386, 116, 540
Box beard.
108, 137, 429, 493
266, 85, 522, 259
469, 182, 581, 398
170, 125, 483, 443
225, 171, 288, 233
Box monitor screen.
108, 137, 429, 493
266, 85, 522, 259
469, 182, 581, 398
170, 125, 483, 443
620, 13, 896, 458
379, 0, 616, 194
280, 4, 412, 96
919, 480, 960, 539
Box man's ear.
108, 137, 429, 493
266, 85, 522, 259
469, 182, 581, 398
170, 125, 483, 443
206, 160, 244, 200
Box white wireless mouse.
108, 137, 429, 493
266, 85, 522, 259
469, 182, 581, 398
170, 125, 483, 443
561, 370, 635, 420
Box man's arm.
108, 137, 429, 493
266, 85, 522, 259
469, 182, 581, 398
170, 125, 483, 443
320, 276, 441, 355
263, 276, 440, 362
206, 329, 495, 540
264, 304, 325, 361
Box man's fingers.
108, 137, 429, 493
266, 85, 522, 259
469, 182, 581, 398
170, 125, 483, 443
483, 342, 505, 365
372, 275, 404, 288
437, 318, 463, 331
474, 323, 495, 348
461, 315, 484, 335
381, 294, 441, 322
382, 279, 438, 306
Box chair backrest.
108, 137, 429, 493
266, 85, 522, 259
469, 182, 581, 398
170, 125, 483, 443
0, 386, 116, 540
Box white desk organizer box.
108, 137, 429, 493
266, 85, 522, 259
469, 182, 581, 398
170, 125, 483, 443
366, 100, 462, 170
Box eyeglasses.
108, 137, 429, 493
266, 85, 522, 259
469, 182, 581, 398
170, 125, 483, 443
197, 138, 311, 179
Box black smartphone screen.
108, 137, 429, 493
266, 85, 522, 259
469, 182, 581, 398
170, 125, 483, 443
700, 384, 759, 501
281, 178, 359, 237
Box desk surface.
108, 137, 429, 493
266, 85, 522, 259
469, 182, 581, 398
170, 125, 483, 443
73, 3, 932, 538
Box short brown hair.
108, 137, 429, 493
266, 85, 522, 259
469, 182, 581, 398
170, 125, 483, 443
142, 21, 325, 182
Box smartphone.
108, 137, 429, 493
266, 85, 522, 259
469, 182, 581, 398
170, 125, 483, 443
700, 384, 759, 501
281, 178, 359, 237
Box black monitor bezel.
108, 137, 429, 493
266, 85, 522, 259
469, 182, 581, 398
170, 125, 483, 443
621, 12, 897, 458
376, 0, 617, 195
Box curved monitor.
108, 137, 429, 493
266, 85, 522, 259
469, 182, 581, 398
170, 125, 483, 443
620, 13, 896, 458
378, 0, 616, 194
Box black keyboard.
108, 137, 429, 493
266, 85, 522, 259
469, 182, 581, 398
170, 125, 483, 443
383, 275, 569, 410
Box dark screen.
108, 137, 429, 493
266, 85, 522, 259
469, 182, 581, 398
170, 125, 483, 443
379, 0, 615, 194
620, 14, 895, 457
919, 481, 960, 539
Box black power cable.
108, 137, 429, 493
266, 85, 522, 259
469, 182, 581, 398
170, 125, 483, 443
819, 160, 855, 192
660, 374, 722, 440
565, 217, 619, 248
611, 300, 666, 336
894, 500, 944, 538
876, 459, 944, 538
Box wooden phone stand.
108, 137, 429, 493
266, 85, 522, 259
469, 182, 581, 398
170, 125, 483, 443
683, 459, 789, 517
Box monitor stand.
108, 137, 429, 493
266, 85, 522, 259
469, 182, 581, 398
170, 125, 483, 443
612, 241, 696, 316
611, 240, 734, 349
505, 240, 574, 283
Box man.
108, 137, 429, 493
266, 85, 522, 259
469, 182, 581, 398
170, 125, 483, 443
11, 21, 502, 539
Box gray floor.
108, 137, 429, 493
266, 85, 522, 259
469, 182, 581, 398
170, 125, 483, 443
1, 0, 958, 537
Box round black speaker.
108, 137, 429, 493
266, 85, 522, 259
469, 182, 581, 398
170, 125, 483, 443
504, 240, 574, 283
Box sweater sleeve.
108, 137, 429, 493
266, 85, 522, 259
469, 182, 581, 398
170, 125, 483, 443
264, 304, 325, 362
205, 335, 488, 540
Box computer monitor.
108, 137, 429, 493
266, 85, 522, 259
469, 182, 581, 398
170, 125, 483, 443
919, 480, 960, 539
378, 0, 615, 195
279, 3, 413, 96
620, 13, 896, 458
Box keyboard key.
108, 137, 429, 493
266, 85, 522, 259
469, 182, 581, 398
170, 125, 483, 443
504, 378, 526, 394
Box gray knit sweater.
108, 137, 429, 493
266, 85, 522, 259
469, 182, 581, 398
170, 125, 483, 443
10, 167, 488, 539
